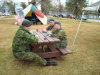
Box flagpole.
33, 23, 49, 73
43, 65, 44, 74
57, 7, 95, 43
72, 12, 85, 46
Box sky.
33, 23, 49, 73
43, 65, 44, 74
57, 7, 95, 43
13, 0, 100, 4
1, 0, 100, 5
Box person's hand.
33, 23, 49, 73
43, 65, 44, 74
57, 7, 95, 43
29, 30, 34, 34
42, 29, 47, 33
35, 35, 39, 37
47, 31, 52, 35
33, 30, 37, 32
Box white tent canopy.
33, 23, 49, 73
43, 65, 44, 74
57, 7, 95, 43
23, 4, 47, 25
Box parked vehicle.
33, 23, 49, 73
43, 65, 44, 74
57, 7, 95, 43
81, 16, 87, 20
75, 16, 87, 20
58, 14, 64, 18
66, 15, 75, 19
53, 15, 58, 17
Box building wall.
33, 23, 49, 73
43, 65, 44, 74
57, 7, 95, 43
84, 1, 100, 19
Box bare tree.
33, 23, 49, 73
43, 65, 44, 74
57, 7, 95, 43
1, 0, 15, 14
50, 0, 65, 16
66, 0, 87, 17
21, 2, 27, 9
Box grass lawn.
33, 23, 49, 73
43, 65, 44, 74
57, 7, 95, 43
0, 16, 15, 18
0, 18, 100, 75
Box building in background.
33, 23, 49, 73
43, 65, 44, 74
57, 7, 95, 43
83, 1, 100, 19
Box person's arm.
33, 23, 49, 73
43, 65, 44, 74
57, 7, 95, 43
47, 31, 52, 35
51, 29, 57, 37
42, 26, 50, 33
21, 30, 38, 43
46, 26, 50, 30
57, 30, 66, 39
51, 30, 66, 40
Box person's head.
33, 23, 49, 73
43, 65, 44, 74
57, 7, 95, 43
49, 19, 55, 26
54, 22, 61, 30
22, 19, 32, 31
31, 1, 36, 5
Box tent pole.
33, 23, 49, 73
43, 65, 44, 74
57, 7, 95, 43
72, 12, 84, 46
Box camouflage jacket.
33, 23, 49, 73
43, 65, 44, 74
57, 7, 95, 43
46, 26, 54, 31
12, 26, 38, 54
51, 28, 67, 49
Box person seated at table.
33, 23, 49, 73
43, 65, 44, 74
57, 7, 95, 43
51, 22, 72, 54
12, 19, 57, 66
42, 19, 55, 32
51, 22, 67, 49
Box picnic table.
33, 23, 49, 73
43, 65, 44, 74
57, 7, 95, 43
31, 30, 69, 60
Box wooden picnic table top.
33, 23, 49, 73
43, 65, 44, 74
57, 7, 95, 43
31, 30, 70, 60
33, 30, 60, 44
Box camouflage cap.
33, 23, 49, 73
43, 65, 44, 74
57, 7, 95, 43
22, 19, 32, 27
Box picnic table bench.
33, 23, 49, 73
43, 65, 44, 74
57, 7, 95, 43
31, 30, 71, 60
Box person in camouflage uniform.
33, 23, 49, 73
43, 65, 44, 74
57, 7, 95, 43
12, 19, 57, 66
51, 22, 67, 49
42, 19, 55, 33
46, 19, 55, 31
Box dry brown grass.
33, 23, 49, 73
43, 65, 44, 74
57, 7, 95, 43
0, 18, 100, 75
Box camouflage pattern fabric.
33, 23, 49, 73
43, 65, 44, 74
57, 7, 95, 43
51, 28, 67, 49
46, 26, 54, 31
12, 26, 47, 65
